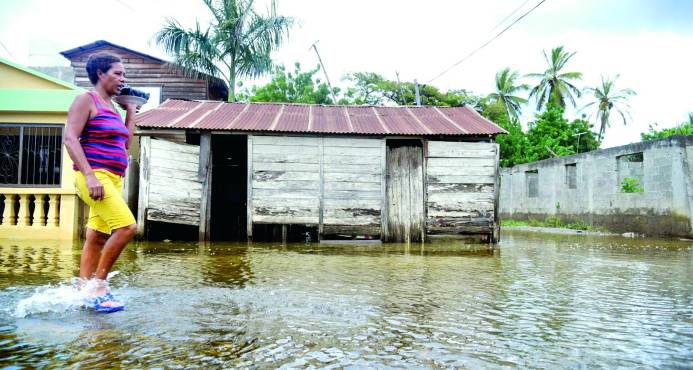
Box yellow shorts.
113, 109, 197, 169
74, 169, 136, 235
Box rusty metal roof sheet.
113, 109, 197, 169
136, 100, 507, 136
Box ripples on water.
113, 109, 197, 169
0, 232, 691, 368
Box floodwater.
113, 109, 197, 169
1, 231, 691, 369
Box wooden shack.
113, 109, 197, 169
60, 40, 228, 106
135, 100, 506, 243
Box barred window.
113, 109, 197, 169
0, 124, 62, 186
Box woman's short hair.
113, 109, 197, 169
85, 53, 121, 85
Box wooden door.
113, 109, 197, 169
386, 145, 424, 242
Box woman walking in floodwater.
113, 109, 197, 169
63, 52, 138, 312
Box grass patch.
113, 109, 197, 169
501, 218, 603, 231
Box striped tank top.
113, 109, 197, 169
73, 91, 129, 176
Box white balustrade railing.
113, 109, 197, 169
1, 192, 62, 228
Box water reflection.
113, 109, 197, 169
0, 232, 691, 368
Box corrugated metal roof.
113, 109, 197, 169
136, 100, 507, 136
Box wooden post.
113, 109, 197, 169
492, 143, 501, 243
198, 132, 212, 241
380, 139, 388, 241
318, 137, 324, 241
422, 139, 428, 242
136, 136, 151, 236
246, 135, 253, 241
282, 224, 287, 244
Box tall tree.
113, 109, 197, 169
527, 46, 583, 110
487, 67, 529, 119
155, 0, 293, 101
583, 75, 636, 141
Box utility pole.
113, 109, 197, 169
395, 71, 405, 105
573, 131, 587, 153
414, 79, 421, 106
309, 41, 338, 104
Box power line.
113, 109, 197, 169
426, 0, 548, 84
489, 0, 533, 33
111, 0, 135, 12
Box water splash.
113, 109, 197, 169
13, 272, 121, 318
13, 283, 87, 318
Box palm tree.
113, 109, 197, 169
527, 46, 583, 110
583, 75, 636, 141
155, 0, 293, 101
487, 67, 529, 119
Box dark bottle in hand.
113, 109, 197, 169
118, 84, 150, 102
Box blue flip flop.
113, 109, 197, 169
86, 292, 125, 313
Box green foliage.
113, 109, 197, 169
488, 67, 529, 119
481, 101, 529, 167
527, 46, 583, 110
341, 72, 386, 105
524, 103, 600, 163
583, 75, 636, 141
155, 0, 294, 101
238, 63, 336, 104
545, 215, 562, 227
342, 72, 482, 107
501, 218, 600, 231
640, 113, 693, 141
621, 177, 644, 193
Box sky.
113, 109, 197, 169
1, 0, 692, 148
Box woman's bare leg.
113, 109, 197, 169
94, 223, 137, 281
80, 228, 109, 280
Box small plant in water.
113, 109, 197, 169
621, 177, 644, 193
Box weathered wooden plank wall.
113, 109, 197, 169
386, 145, 425, 242
251, 136, 321, 224
322, 138, 383, 236
67, 46, 211, 101
248, 135, 384, 235
145, 138, 202, 225
425, 141, 498, 234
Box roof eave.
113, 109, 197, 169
59, 40, 167, 64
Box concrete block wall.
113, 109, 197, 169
499, 135, 693, 237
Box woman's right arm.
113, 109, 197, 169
64, 94, 104, 200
